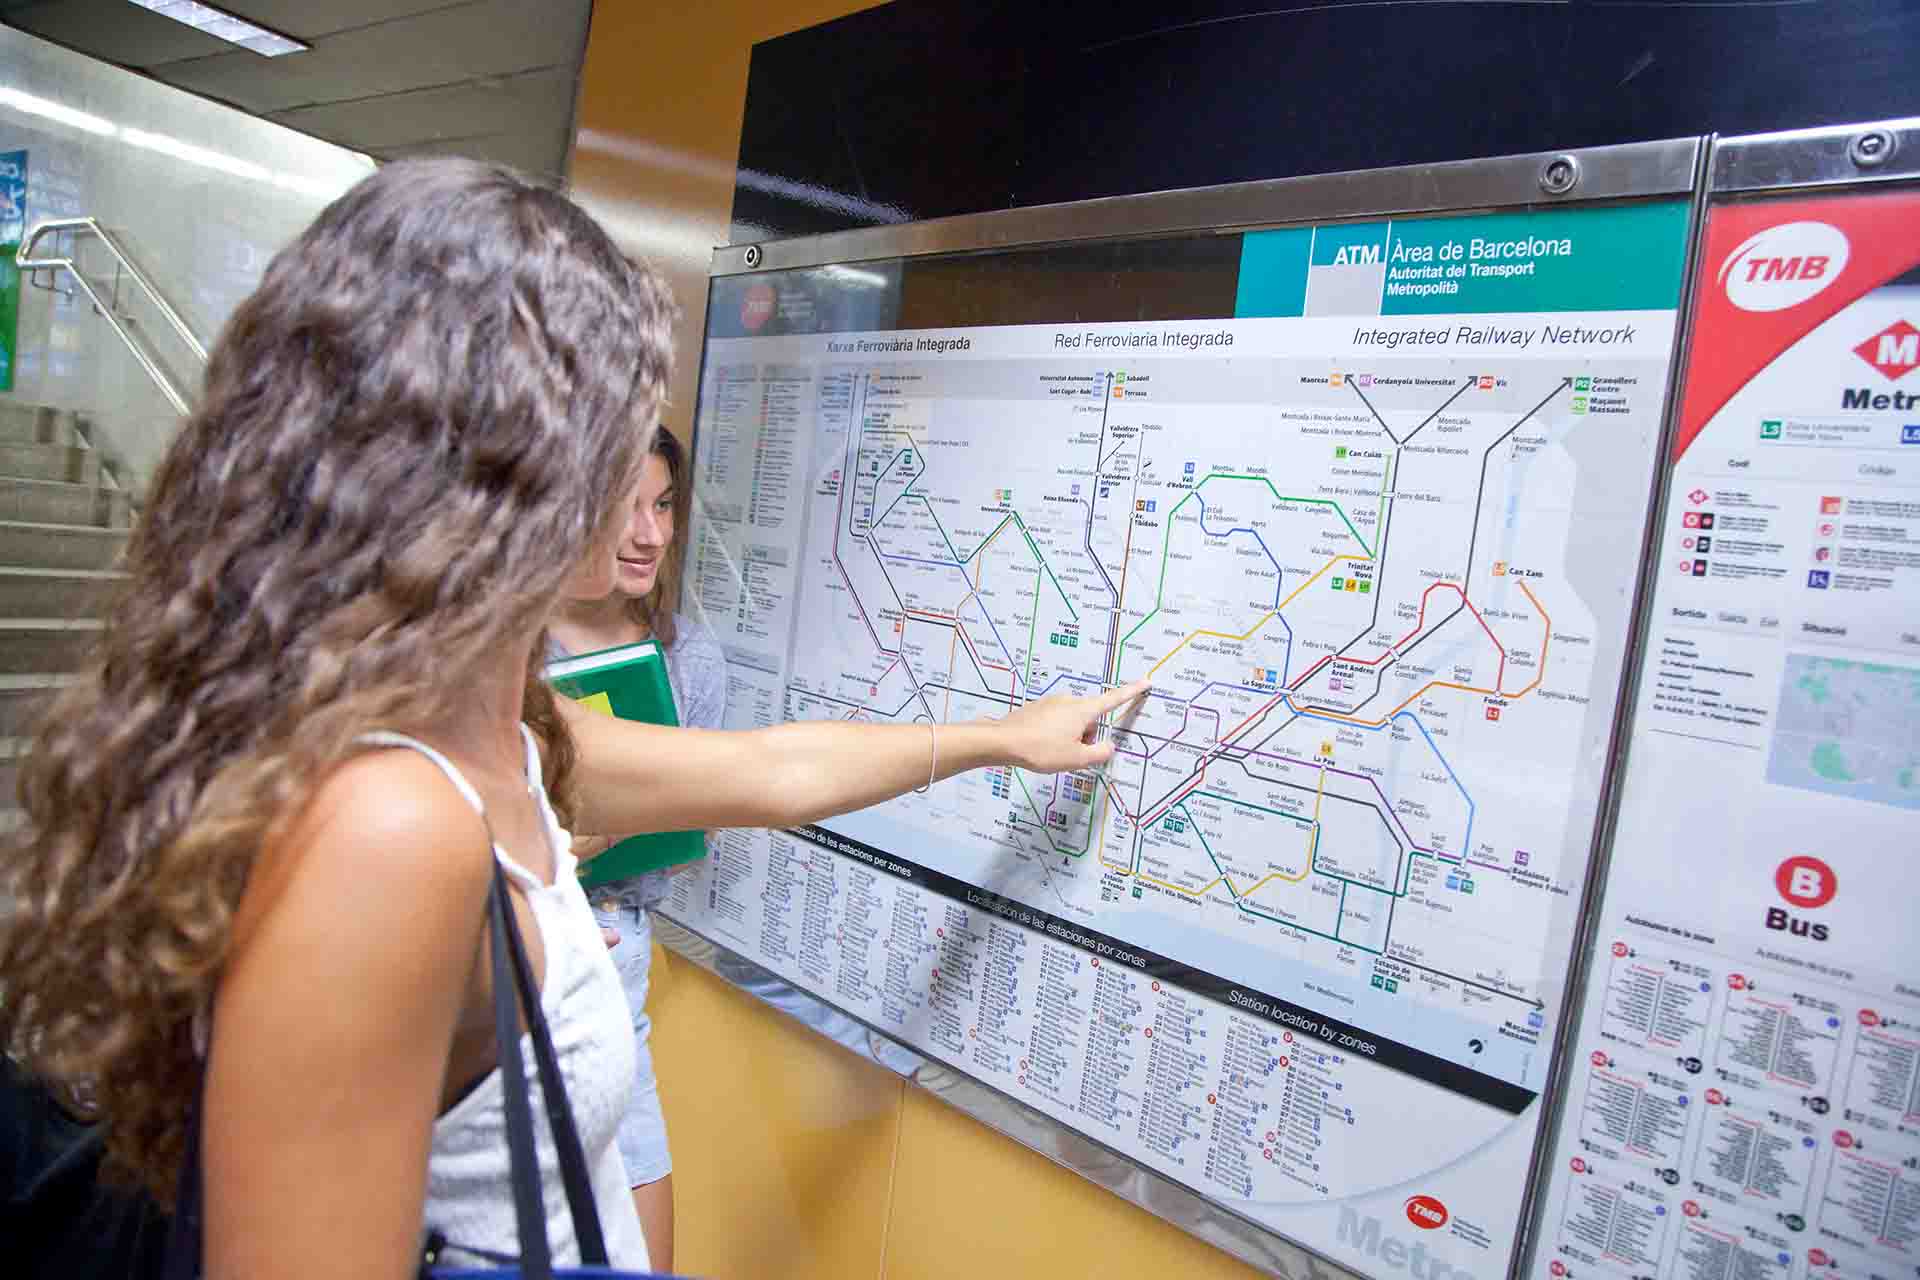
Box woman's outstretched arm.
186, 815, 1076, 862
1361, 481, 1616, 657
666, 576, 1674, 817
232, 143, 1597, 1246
561, 679, 1149, 837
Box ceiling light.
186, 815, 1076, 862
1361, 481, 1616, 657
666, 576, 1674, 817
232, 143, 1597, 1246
0, 88, 117, 136
124, 0, 309, 57
122, 127, 270, 182
0, 89, 366, 200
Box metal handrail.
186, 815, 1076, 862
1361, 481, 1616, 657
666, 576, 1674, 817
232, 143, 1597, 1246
16, 217, 207, 416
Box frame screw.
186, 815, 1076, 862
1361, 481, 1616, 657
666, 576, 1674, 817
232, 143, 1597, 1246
1848, 129, 1897, 169
1539, 155, 1581, 196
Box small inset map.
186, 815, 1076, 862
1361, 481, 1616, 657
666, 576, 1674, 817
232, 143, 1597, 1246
1766, 654, 1920, 811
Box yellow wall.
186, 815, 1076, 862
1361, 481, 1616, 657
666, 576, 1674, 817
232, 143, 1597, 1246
570, 0, 886, 439
572, 5, 1266, 1275
646, 944, 1269, 1279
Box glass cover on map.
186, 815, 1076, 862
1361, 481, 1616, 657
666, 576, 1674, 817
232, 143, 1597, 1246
669, 203, 1691, 1278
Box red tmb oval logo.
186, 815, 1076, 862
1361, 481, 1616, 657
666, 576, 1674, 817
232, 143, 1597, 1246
1405, 1195, 1449, 1230
1718, 221, 1849, 313
741, 282, 776, 332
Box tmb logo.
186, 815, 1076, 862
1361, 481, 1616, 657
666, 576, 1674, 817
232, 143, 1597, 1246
1854, 319, 1920, 381
1719, 221, 1850, 313
1766, 854, 1837, 941
1405, 1195, 1449, 1229
740, 282, 776, 332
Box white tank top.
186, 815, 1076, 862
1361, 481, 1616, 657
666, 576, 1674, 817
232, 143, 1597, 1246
359, 728, 650, 1271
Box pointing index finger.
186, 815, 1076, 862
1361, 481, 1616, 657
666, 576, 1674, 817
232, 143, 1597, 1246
1095, 677, 1152, 715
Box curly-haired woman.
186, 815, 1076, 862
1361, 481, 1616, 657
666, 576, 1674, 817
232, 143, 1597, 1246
0, 158, 1145, 1277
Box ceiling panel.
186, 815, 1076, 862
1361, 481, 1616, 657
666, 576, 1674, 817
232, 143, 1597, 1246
375, 128, 561, 179
155, 0, 590, 113
1, 0, 593, 182
270, 66, 574, 151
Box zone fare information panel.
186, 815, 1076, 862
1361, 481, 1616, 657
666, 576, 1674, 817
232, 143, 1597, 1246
664, 200, 1692, 1279
1533, 187, 1920, 1280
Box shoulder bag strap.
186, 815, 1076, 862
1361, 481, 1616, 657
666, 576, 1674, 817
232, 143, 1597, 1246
487, 858, 555, 1279
160, 1074, 204, 1280
487, 857, 611, 1269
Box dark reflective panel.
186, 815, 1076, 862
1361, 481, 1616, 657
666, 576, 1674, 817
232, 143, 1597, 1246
732, 0, 1920, 242
707, 234, 1247, 341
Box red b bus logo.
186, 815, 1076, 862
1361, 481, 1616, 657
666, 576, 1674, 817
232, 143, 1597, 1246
1776, 855, 1837, 909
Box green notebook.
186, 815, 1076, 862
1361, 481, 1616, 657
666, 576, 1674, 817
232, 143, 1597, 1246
544, 639, 707, 888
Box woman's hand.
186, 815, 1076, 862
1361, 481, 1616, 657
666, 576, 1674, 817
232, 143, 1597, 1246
996, 678, 1150, 773
572, 832, 616, 862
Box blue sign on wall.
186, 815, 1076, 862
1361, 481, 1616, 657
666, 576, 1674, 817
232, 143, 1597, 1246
0, 149, 24, 243
0, 148, 27, 392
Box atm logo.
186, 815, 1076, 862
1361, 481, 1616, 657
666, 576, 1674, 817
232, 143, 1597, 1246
1405, 1195, 1449, 1229
1718, 221, 1850, 313
1854, 319, 1920, 381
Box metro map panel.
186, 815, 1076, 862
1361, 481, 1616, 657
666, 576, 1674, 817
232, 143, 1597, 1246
673, 202, 1690, 1278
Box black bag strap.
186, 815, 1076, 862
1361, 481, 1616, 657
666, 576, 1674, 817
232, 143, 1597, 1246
487, 858, 554, 1279
160, 1074, 203, 1280
486, 858, 610, 1269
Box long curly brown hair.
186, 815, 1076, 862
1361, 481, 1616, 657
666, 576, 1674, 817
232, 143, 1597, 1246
0, 157, 676, 1202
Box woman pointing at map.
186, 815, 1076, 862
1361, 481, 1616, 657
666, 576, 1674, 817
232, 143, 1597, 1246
0, 157, 1149, 1278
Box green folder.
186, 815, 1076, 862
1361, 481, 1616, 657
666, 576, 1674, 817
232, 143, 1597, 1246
543, 640, 707, 888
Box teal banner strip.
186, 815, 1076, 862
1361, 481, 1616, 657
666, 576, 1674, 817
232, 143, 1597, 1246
1232, 226, 1310, 319
1380, 202, 1689, 315
1233, 199, 1689, 318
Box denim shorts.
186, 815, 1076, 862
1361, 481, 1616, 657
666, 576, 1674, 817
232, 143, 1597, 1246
590, 881, 671, 1186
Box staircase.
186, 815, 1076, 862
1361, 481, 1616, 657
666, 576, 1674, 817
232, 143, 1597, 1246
0, 400, 132, 830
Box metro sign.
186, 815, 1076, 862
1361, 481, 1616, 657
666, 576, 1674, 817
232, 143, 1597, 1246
1854, 319, 1920, 381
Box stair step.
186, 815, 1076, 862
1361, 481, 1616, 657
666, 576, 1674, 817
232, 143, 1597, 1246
0, 401, 60, 427
0, 674, 78, 737
0, 737, 19, 811
0, 441, 100, 484
0, 521, 129, 570
0, 619, 106, 673
0, 567, 126, 618
0, 403, 87, 446
0, 477, 130, 529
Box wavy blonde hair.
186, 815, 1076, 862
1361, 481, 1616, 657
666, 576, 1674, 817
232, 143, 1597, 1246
0, 157, 676, 1201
